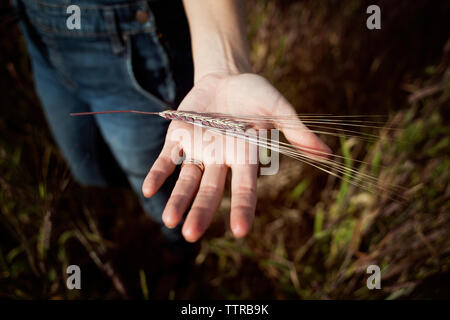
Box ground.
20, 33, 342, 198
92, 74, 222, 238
0, 0, 449, 299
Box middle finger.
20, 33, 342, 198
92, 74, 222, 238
162, 163, 203, 229
182, 164, 228, 242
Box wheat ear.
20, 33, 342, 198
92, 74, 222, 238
70, 109, 402, 199
158, 110, 250, 131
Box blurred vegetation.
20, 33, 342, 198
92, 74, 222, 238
0, 0, 449, 299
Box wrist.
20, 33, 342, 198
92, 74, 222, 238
182, 0, 251, 83
193, 49, 252, 84
191, 32, 252, 83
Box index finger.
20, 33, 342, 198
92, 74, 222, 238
142, 141, 181, 198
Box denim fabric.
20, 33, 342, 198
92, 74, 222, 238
14, 0, 194, 242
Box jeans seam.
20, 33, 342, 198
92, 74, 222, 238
104, 8, 125, 55
123, 33, 170, 111
18, 11, 77, 91
25, 13, 151, 38
145, 8, 176, 105
45, 35, 77, 90
21, 0, 156, 38
23, 0, 153, 10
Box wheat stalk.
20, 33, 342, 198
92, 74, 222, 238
71, 109, 250, 131
70, 109, 402, 199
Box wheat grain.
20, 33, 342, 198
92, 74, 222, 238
158, 110, 250, 131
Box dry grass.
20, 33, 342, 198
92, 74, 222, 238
0, 0, 449, 299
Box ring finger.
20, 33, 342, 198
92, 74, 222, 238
162, 162, 203, 228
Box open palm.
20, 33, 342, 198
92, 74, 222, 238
142, 72, 329, 242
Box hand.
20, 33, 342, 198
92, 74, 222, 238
142, 72, 330, 242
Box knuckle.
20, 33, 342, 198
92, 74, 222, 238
158, 155, 172, 163
159, 156, 177, 168
190, 205, 210, 215
179, 171, 200, 183
166, 200, 184, 216
149, 169, 165, 180
199, 184, 220, 196
231, 204, 255, 215
233, 184, 256, 196
168, 193, 185, 205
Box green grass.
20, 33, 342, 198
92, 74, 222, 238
0, 0, 449, 299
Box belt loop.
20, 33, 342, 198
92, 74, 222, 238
104, 8, 125, 55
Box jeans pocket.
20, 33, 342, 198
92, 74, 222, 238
124, 31, 176, 110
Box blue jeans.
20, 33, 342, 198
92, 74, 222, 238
15, 0, 194, 242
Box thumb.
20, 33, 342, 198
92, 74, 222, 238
271, 96, 331, 158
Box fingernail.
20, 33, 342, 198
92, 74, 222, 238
163, 215, 177, 229
183, 230, 196, 243
232, 225, 247, 238
142, 187, 152, 197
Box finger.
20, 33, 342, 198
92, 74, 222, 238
142, 142, 181, 198
162, 164, 202, 228
230, 164, 258, 238
274, 96, 331, 158
182, 165, 227, 242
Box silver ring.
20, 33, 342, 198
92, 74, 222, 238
181, 158, 205, 173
